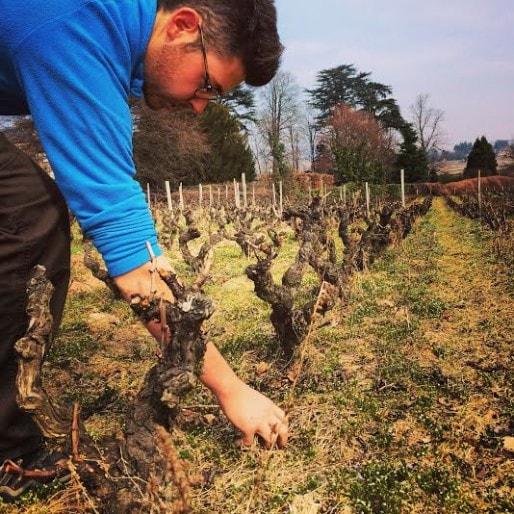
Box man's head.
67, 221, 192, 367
143, 0, 283, 112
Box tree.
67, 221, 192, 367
395, 122, 429, 183
257, 70, 300, 179
299, 106, 320, 171
306, 64, 404, 130
409, 93, 446, 153
307, 64, 360, 122
493, 140, 510, 153
463, 136, 497, 178
133, 104, 210, 189
312, 141, 334, 174
287, 124, 301, 172
200, 103, 256, 183
325, 104, 395, 184
453, 141, 473, 160
133, 99, 257, 189
220, 84, 257, 131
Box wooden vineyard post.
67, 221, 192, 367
343, 184, 347, 205
365, 182, 370, 219
179, 182, 184, 212
233, 179, 241, 209
252, 183, 256, 207
241, 173, 248, 208
225, 183, 229, 204
217, 186, 221, 206
400, 169, 406, 207
165, 180, 173, 212
198, 183, 203, 211
272, 182, 277, 210
209, 185, 213, 209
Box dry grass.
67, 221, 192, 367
1, 197, 513, 513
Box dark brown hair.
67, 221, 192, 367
157, 0, 283, 86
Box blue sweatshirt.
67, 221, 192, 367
0, 0, 163, 276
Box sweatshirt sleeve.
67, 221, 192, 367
13, 5, 162, 277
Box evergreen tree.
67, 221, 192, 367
200, 103, 256, 183
220, 84, 256, 131
463, 136, 497, 178
307, 64, 360, 120
428, 166, 439, 183
395, 122, 429, 183
306, 64, 404, 130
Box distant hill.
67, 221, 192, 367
438, 155, 514, 178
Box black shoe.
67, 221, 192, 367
0, 448, 71, 503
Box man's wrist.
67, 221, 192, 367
199, 342, 243, 400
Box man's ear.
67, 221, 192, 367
165, 7, 201, 42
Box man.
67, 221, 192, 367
0, 0, 288, 501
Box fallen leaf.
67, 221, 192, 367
289, 492, 321, 514
287, 361, 302, 383
502, 436, 514, 453
256, 361, 270, 375
204, 414, 216, 426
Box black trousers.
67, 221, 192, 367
0, 133, 70, 460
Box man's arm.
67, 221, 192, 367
114, 258, 289, 448
15, 8, 288, 448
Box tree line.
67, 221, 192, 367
131, 64, 442, 188
8, 63, 510, 188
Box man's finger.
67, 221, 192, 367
276, 419, 289, 447
235, 432, 254, 448
273, 406, 287, 421
261, 417, 289, 449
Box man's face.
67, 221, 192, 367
143, 17, 245, 113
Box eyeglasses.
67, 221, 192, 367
194, 25, 222, 101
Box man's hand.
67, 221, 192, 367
113, 255, 177, 304
200, 342, 288, 448
114, 258, 289, 448
217, 379, 289, 448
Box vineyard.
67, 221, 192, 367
1, 177, 513, 513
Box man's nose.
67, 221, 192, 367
189, 98, 210, 113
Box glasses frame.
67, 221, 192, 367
195, 25, 222, 101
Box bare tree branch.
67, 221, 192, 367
409, 93, 446, 153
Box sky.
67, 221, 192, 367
275, 0, 514, 149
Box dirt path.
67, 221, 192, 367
417, 197, 514, 511
422, 197, 513, 384
327, 196, 514, 513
